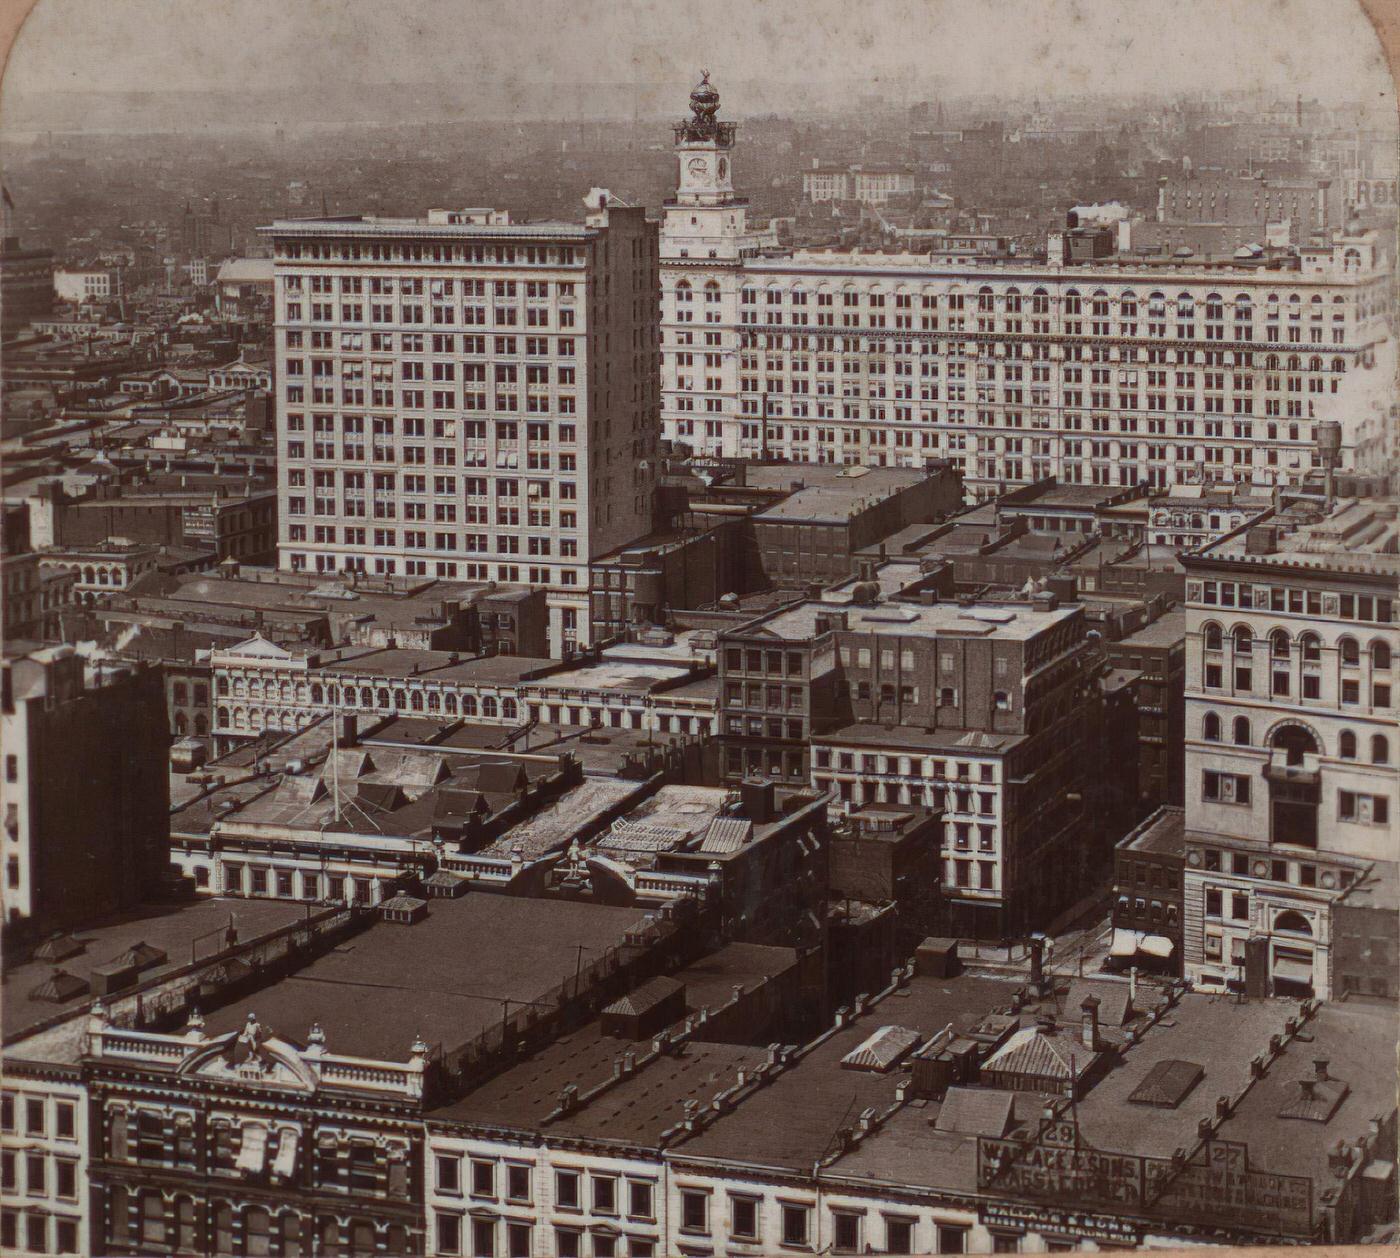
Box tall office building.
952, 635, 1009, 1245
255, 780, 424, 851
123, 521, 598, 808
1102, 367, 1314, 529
263, 202, 660, 654
659, 79, 1393, 497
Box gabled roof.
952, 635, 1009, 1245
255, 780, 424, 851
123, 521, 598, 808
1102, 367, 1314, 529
984, 1024, 1096, 1081
602, 976, 684, 1019
840, 1024, 923, 1072
29, 969, 89, 1003
222, 633, 294, 659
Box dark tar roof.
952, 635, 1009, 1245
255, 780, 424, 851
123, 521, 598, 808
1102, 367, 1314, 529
198, 893, 642, 1063
675, 974, 1015, 1170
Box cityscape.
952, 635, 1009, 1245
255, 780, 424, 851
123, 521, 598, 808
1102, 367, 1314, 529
0, 1, 1397, 1255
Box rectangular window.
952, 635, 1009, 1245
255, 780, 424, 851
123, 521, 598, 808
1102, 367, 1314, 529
731, 1196, 758, 1240
507, 1224, 531, 1258
833, 1212, 861, 1253
592, 1175, 616, 1215
471, 1217, 495, 1258
781, 1205, 810, 1247
470, 1159, 494, 1198
555, 1170, 581, 1210
627, 1180, 653, 1220
680, 1191, 709, 1234
437, 1155, 463, 1195
555, 1229, 581, 1258
506, 1164, 531, 1203
938, 1225, 969, 1253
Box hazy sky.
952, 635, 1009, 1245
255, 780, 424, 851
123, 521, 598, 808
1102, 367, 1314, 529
2, 0, 1394, 120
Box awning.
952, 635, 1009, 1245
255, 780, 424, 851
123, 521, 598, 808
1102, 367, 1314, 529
1272, 950, 1314, 983
235, 1124, 268, 1173
1110, 928, 1141, 958
272, 1129, 298, 1179
1139, 934, 1175, 959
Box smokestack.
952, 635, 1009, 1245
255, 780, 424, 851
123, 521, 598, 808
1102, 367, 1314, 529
1028, 936, 1046, 993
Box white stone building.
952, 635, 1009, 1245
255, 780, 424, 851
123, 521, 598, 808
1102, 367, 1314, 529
659, 80, 1392, 497
1179, 498, 1399, 998
262, 200, 660, 654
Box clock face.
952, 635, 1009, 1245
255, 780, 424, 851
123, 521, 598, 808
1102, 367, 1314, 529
687, 157, 707, 177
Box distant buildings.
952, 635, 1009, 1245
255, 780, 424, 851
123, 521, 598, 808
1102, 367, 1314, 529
801, 161, 917, 206
262, 201, 661, 654
1156, 170, 1344, 239
659, 78, 1393, 498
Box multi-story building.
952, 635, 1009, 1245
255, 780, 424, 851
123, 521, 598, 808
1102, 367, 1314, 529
658, 79, 1392, 496
0, 648, 170, 942
0, 195, 54, 334
1156, 171, 1343, 237
718, 591, 1103, 935
262, 200, 661, 655
1179, 498, 1399, 998
801, 163, 917, 205
53, 268, 120, 304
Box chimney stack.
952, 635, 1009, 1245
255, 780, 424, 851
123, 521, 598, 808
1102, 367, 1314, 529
1080, 995, 1100, 1051
1313, 1059, 1329, 1081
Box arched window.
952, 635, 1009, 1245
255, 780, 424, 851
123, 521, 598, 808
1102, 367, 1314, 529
350, 1219, 377, 1257
361, 687, 373, 707
1274, 909, 1312, 936
195, 714, 208, 736
501, 698, 518, 719
1340, 636, 1360, 665
1340, 730, 1357, 759
1371, 734, 1391, 764
213, 1202, 235, 1254
1371, 640, 1392, 670
482, 696, 498, 718
1203, 622, 1223, 651
311, 684, 323, 704
1299, 632, 1321, 662
393, 689, 406, 708
174, 712, 188, 736
409, 691, 424, 711
217, 706, 230, 727
1271, 724, 1318, 766
245, 1206, 272, 1257
462, 695, 477, 716
1203, 712, 1222, 741
444, 695, 458, 715
1232, 716, 1251, 746
1270, 629, 1291, 658
279, 1212, 305, 1257
427, 692, 440, 712
1232, 626, 1253, 653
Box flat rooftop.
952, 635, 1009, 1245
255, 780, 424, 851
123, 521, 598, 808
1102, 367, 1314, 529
676, 974, 1016, 1170
755, 466, 931, 524
197, 893, 643, 1063
1115, 609, 1186, 649
4, 898, 306, 1043
525, 660, 691, 692
815, 723, 1025, 754
261, 215, 597, 241
1200, 498, 1400, 577
753, 598, 1077, 643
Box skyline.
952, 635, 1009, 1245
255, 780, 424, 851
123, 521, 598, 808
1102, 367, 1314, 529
1, 0, 1396, 135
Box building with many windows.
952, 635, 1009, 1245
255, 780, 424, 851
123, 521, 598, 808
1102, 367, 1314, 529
659, 79, 1392, 497
263, 200, 661, 654
1180, 497, 1398, 998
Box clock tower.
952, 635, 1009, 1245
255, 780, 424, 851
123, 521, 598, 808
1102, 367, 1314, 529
662, 71, 748, 259
659, 73, 754, 460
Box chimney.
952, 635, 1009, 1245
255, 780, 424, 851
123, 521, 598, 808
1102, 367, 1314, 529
1028, 936, 1046, 993
1080, 995, 1100, 1051
1246, 524, 1278, 555
338, 713, 357, 746
739, 776, 776, 824
1313, 1059, 1329, 1081
1298, 1078, 1317, 1101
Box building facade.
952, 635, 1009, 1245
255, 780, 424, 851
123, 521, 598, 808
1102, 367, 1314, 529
0, 649, 170, 942
1179, 499, 1399, 998
262, 202, 661, 654
658, 83, 1392, 497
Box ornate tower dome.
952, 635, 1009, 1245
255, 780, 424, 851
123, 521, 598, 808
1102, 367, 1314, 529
690, 70, 720, 124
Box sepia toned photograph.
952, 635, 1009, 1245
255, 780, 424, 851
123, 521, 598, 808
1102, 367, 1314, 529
0, 1, 1396, 1254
